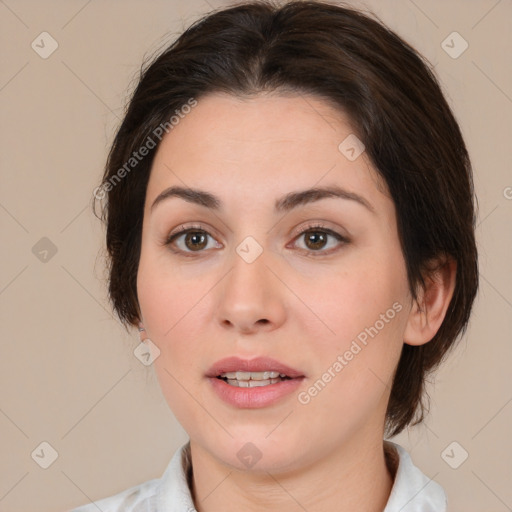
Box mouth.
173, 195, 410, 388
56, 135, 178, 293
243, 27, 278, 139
206, 356, 305, 381
216, 371, 294, 388
206, 356, 305, 408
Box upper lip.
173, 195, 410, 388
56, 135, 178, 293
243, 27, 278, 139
206, 356, 305, 378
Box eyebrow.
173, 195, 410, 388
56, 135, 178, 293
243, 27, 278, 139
150, 185, 375, 214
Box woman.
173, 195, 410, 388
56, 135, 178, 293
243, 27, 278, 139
75, 1, 478, 510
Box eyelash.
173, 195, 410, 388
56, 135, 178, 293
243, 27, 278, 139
164, 222, 349, 257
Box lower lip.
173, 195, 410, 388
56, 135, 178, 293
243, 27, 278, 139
208, 377, 304, 408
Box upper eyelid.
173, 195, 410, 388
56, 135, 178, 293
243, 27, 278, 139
168, 222, 342, 240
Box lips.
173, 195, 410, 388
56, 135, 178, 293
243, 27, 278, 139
206, 356, 305, 379
206, 356, 306, 408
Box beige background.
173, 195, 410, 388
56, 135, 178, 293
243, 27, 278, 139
1, 0, 511, 510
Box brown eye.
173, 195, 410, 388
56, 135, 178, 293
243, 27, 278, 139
183, 231, 208, 251
165, 225, 221, 255
291, 225, 348, 256
304, 230, 328, 250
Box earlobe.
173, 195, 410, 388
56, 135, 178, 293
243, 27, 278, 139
403, 257, 457, 346
138, 321, 147, 342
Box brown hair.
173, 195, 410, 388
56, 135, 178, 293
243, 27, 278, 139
94, 0, 478, 436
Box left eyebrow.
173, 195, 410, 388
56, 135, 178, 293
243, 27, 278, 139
274, 185, 375, 214
150, 185, 375, 214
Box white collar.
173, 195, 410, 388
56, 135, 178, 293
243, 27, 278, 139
383, 441, 447, 511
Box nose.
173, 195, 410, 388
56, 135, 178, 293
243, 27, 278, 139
216, 243, 286, 335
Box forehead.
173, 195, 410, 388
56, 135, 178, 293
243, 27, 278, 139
146, 92, 388, 210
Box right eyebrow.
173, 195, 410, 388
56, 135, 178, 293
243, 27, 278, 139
151, 186, 220, 212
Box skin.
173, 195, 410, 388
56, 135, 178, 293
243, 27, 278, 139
136, 92, 456, 511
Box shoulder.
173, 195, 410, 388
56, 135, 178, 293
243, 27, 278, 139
384, 441, 447, 512
69, 442, 194, 512
69, 477, 160, 512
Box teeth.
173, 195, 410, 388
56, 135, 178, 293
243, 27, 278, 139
226, 378, 282, 387
220, 371, 285, 381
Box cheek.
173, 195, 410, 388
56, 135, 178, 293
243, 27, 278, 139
136, 249, 213, 386
299, 248, 409, 406
300, 294, 406, 432
137, 245, 198, 338
300, 255, 409, 349
137, 255, 207, 421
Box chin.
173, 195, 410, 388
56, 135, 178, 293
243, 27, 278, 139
204, 432, 304, 473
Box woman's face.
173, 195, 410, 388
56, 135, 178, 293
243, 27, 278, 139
137, 92, 413, 472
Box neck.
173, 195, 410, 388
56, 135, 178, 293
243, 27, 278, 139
188, 434, 395, 512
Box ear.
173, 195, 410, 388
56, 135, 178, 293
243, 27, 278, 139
403, 256, 457, 346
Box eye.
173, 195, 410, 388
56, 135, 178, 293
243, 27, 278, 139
165, 224, 221, 255
290, 223, 348, 256
165, 222, 348, 257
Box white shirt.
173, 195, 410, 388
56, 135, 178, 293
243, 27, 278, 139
70, 441, 447, 511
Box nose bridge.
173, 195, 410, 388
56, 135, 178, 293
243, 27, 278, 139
228, 234, 271, 302
216, 234, 285, 332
